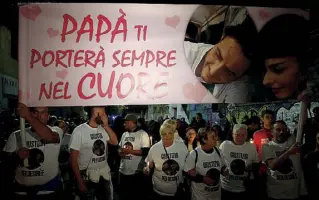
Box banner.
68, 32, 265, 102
18, 4, 310, 106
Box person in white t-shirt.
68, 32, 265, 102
3, 104, 63, 200
261, 120, 308, 200
69, 107, 118, 200
184, 127, 228, 200
219, 124, 259, 200
144, 122, 188, 199
184, 24, 256, 103
118, 114, 151, 200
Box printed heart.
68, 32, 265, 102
183, 81, 208, 103
165, 15, 180, 28
47, 28, 59, 38
258, 9, 269, 20
20, 5, 42, 21
56, 69, 68, 80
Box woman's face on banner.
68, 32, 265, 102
201, 36, 250, 84
263, 57, 300, 99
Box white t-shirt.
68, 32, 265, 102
183, 41, 251, 103
262, 137, 307, 199
187, 141, 201, 152
69, 123, 110, 171
219, 140, 259, 192
146, 141, 188, 196
3, 126, 63, 186
184, 147, 226, 200
212, 76, 251, 103
60, 133, 71, 151
119, 129, 150, 175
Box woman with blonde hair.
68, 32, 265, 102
144, 122, 188, 200
163, 119, 184, 143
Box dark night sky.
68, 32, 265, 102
1, 2, 18, 59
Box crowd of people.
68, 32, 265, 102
0, 104, 318, 200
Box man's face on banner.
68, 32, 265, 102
201, 36, 250, 84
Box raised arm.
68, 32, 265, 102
100, 111, 118, 145
17, 103, 60, 144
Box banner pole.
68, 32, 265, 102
295, 99, 308, 198
20, 117, 28, 167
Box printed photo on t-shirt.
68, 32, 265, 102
277, 158, 294, 175
123, 141, 133, 151
21, 148, 45, 170
162, 159, 180, 176
89, 131, 108, 164
273, 150, 297, 180
206, 168, 221, 187
92, 139, 105, 156
230, 159, 246, 176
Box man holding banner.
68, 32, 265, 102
261, 120, 308, 200
3, 103, 64, 200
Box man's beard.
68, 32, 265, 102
95, 116, 103, 125
276, 134, 288, 143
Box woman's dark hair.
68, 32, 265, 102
256, 14, 309, 75
186, 22, 198, 41
184, 126, 198, 149
186, 126, 196, 133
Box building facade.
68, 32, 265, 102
0, 26, 18, 109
